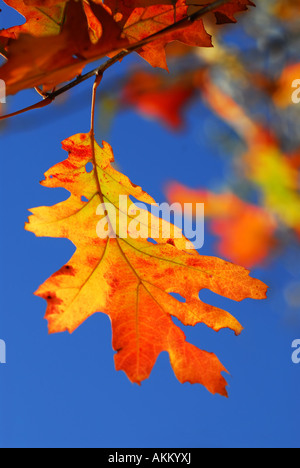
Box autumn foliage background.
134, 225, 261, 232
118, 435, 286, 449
0, 0, 300, 448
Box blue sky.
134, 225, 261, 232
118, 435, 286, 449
0, 1, 300, 448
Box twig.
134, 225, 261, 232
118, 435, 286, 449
90, 73, 103, 134
0, 96, 54, 120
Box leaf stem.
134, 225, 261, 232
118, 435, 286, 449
90, 73, 103, 134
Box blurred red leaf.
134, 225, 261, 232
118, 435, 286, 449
122, 71, 196, 129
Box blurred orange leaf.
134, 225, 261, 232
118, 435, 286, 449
201, 78, 300, 233
166, 183, 277, 268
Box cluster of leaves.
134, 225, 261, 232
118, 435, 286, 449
0, 0, 268, 396
0, 0, 255, 93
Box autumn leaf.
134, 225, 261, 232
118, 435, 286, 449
106, 0, 212, 69
106, 0, 255, 70
25, 132, 267, 395
0, 0, 128, 94
166, 184, 277, 267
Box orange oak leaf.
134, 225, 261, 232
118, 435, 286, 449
105, 0, 255, 69
166, 183, 277, 268
0, 0, 128, 94
25, 132, 267, 395
106, 0, 213, 69
122, 71, 196, 129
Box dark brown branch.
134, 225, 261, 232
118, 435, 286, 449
0, 96, 54, 120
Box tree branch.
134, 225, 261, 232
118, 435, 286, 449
0, 0, 231, 121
